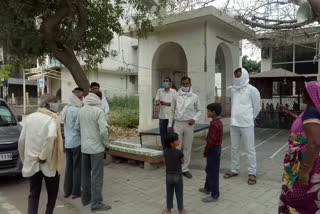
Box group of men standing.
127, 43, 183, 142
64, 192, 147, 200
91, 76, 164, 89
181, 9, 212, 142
156, 68, 261, 184
18, 82, 111, 214
18, 67, 261, 214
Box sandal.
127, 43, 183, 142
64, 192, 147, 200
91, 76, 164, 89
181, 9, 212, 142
248, 175, 257, 185
71, 194, 81, 199
223, 171, 238, 179
162, 209, 171, 214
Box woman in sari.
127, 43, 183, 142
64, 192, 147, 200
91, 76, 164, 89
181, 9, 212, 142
279, 81, 320, 214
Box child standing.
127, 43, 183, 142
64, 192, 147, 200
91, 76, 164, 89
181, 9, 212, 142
163, 132, 185, 214
199, 103, 223, 203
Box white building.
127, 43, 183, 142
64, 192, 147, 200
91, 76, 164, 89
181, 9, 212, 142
125, 7, 254, 130
60, 34, 139, 103
33, 34, 139, 104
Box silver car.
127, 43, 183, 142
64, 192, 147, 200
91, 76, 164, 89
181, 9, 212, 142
0, 99, 22, 176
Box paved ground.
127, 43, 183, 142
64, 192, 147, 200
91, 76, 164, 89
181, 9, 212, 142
0, 128, 289, 214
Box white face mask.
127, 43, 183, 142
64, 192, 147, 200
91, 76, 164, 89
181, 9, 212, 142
181, 86, 190, 92
48, 103, 60, 112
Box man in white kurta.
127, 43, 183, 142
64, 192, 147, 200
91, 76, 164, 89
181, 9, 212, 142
169, 77, 201, 179
19, 94, 63, 214
224, 68, 261, 185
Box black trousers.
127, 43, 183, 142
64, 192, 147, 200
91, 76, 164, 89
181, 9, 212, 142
159, 119, 169, 151
166, 173, 183, 211
28, 171, 60, 214
64, 146, 81, 196
204, 146, 221, 198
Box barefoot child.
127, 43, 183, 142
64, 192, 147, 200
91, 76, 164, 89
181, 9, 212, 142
163, 132, 185, 214
199, 103, 223, 203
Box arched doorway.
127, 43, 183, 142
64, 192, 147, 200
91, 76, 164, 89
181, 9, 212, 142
215, 43, 233, 116
152, 42, 188, 118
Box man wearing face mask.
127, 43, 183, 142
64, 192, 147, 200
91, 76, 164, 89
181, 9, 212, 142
223, 68, 261, 185
63, 88, 84, 200
169, 77, 201, 179
155, 77, 177, 150
18, 94, 64, 214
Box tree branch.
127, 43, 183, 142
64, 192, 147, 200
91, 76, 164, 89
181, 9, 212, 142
252, 15, 297, 23
71, 0, 88, 47
238, 15, 318, 29
202, 0, 215, 7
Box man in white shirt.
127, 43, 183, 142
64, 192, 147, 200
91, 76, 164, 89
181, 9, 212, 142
18, 94, 64, 214
223, 68, 261, 185
90, 82, 110, 115
169, 77, 201, 179
155, 77, 177, 150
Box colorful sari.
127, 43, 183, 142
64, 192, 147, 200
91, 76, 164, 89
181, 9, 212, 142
279, 81, 320, 214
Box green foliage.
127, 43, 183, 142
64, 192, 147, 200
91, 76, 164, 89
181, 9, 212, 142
242, 55, 261, 73
109, 96, 139, 128
0, 64, 12, 80
0, 0, 170, 69
109, 95, 139, 110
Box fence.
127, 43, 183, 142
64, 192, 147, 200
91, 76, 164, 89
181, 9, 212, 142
261, 96, 305, 112
257, 96, 305, 129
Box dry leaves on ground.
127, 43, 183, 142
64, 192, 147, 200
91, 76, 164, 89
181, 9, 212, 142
109, 125, 139, 140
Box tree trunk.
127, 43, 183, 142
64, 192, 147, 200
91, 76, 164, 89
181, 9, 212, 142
40, 0, 90, 94
50, 45, 90, 94
308, 0, 320, 17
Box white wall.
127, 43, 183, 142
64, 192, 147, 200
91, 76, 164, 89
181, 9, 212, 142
61, 68, 138, 104
99, 35, 138, 74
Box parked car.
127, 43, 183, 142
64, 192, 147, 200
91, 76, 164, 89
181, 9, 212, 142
0, 99, 22, 176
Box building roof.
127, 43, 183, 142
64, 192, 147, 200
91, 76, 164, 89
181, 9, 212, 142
124, 7, 255, 39
250, 68, 304, 78
257, 26, 320, 47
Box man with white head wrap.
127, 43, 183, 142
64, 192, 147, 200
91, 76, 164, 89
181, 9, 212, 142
75, 91, 110, 212
223, 68, 261, 185
18, 94, 64, 214
63, 87, 84, 199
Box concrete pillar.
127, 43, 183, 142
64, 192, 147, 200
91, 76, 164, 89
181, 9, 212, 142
138, 40, 158, 130
184, 43, 207, 124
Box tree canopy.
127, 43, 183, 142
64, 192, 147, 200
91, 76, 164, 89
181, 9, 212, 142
0, 0, 170, 92
242, 55, 261, 73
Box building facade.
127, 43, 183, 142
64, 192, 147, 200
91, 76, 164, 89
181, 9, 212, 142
125, 7, 254, 130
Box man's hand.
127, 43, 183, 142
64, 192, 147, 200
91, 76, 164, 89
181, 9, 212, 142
155, 100, 160, 106
160, 101, 171, 106
298, 171, 310, 186
188, 119, 195, 126
280, 104, 290, 115
168, 127, 174, 133
38, 157, 46, 164
203, 149, 208, 157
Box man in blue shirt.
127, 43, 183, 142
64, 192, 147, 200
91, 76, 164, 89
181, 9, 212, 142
63, 87, 84, 199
